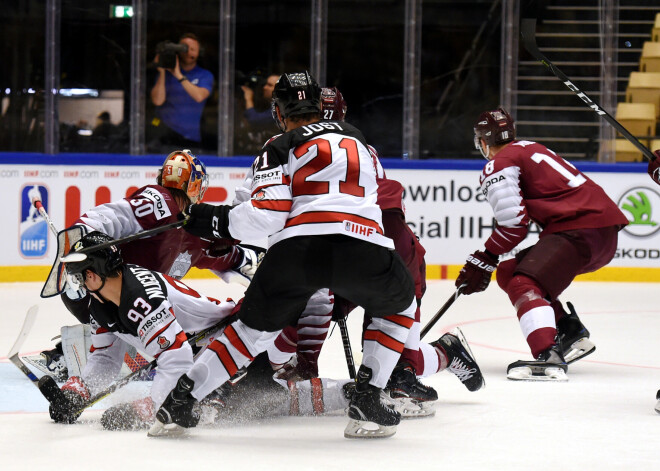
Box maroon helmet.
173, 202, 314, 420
320, 87, 347, 121
474, 108, 515, 158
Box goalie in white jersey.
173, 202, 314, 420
150, 71, 417, 439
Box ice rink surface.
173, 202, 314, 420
1, 279, 659, 470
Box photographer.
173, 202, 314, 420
149, 33, 213, 153
241, 72, 279, 129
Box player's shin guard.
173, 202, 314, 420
187, 320, 279, 401
361, 300, 416, 388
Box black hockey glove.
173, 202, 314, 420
182, 203, 232, 240
49, 376, 90, 424
455, 250, 498, 295
648, 151, 660, 186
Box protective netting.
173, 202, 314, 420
40, 226, 85, 298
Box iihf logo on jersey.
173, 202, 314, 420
19, 184, 49, 258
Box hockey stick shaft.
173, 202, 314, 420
75, 219, 187, 256
7, 306, 64, 404
32, 200, 59, 237
420, 287, 463, 340
520, 16, 656, 162
8, 306, 40, 384
337, 317, 356, 380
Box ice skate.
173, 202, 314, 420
557, 302, 595, 364
507, 344, 568, 382
345, 366, 400, 439
433, 327, 485, 391
655, 390, 660, 414
148, 374, 200, 437
385, 363, 436, 418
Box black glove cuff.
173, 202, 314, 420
483, 249, 499, 262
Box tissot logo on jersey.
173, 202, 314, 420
137, 309, 172, 342
129, 266, 166, 300
140, 187, 172, 220
252, 169, 282, 186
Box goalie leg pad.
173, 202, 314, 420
61, 324, 92, 378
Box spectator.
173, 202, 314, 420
149, 33, 213, 153
241, 72, 280, 130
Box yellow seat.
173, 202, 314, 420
651, 139, 660, 155
653, 13, 660, 42
626, 72, 660, 119
615, 102, 656, 148
614, 139, 643, 162
640, 42, 660, 72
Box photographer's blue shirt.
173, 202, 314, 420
156, 65, 214, 142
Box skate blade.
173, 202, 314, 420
507, 366, 568, 382
344, 419, 397, 439
391, 398, 435, 419
564, 338, 596, 364
147, 420, 187, 438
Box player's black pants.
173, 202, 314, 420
238, 235, 415, 332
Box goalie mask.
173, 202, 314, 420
64, 232, 123, 293
271, 71, 322, 131
320, 87, 347, 122
158, 149, 209, 203
474, 108, 516, 159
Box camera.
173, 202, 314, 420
236, 68, 267, 92
155, 41, 188, 69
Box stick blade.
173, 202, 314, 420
7, 305, 39, 358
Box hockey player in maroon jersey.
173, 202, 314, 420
47, 232, 238, 426
268, 87, 484, 407
150, 72, 418, 439
36, 150, 261, 380
456, 108, 628, 381
648, 150, 660, 186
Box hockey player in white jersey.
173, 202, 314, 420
150, 71, 417, 439
47, 231, 237, 426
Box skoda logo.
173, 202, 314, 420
618, 187, 660, 237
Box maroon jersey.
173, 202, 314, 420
479, 140, 628, 255
76, 185, 242, 279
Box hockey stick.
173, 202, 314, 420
43, 315, 234, 417
336, 318, 356, 379
519, 15, 656, 162
7, 306, 63, 404
420, 286, 464, 340
32, 199, 59, 237
61, 219, 187, 263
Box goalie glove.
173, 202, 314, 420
49, 376, 90, 424
648, 151, 660, 186
455, 250, 498, 295
182, 203, 233, 240
220, 246, 266, 287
